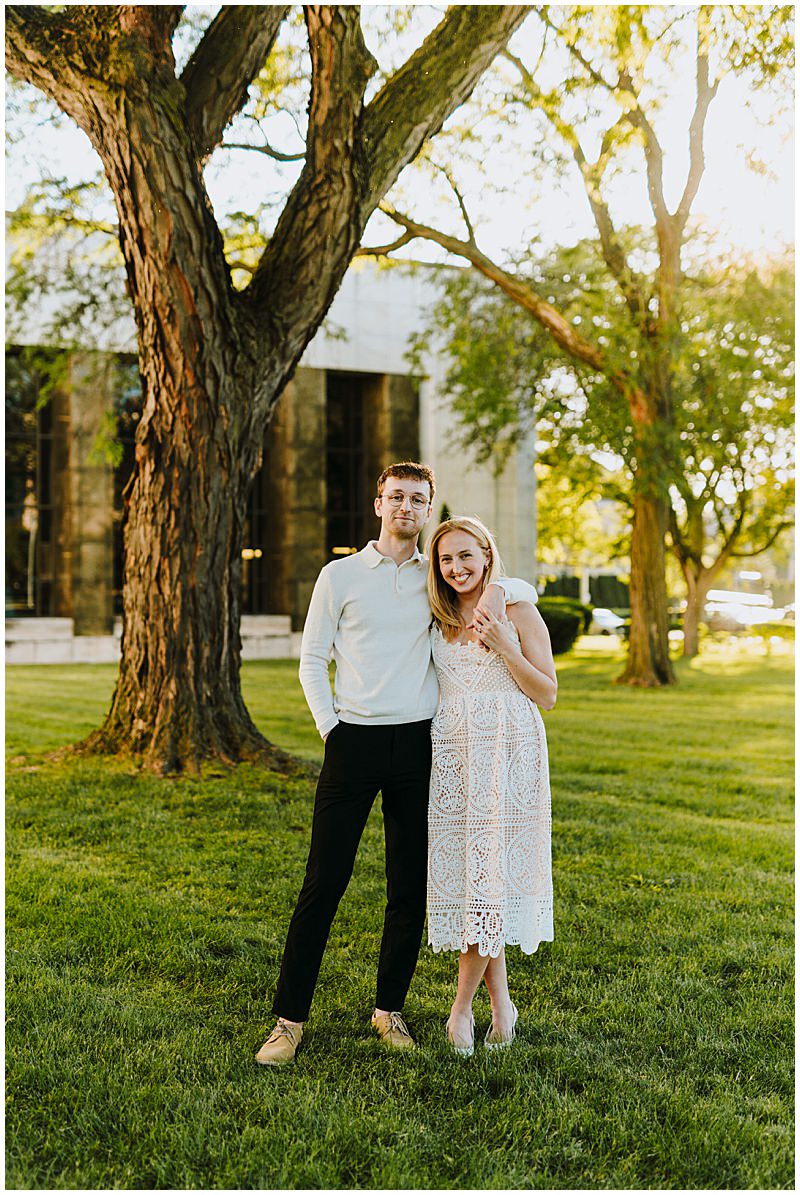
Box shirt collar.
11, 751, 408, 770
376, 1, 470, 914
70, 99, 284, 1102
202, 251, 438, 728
363, 541, 425, 569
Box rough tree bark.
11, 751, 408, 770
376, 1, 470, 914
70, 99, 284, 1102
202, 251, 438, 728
680, 571, 712, 659
669, 500, 725, 659
619, 493, 673, 684
6, 4, 529, 772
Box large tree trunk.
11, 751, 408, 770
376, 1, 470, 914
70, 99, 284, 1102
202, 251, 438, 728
617, 490, 675, 687
77, 68, 286, 773
615, 371, 676, 687
85, 409, 279, 773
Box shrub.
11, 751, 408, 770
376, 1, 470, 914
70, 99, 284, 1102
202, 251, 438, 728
541, 595, 592, 631
537, 597, 586, 655
577, 602, 593, 633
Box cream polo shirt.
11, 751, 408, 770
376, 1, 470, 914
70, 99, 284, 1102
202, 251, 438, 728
298, 541, 538, 738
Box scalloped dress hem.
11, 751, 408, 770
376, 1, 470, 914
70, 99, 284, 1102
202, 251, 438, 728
429, 931, 554, 959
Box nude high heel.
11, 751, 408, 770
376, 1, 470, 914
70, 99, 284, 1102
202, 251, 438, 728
446, 1012, 475, 1057
485, 1002, 518, 1050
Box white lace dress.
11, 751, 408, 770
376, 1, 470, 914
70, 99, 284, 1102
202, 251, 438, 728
427, 624, 553, 958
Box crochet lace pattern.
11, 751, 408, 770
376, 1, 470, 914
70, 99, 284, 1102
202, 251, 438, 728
427, 626, 553, 958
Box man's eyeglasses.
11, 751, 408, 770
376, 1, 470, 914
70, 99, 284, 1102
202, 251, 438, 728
383, 494, 429, 509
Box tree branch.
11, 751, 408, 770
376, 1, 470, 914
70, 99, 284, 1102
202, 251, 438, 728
12, 211, 119, 238
596, 111, 633, 163
181, 5, 289, 160
119, 6, 184, 54
377, 205, 660, 425
221, 140, 305, 163
718, 494, 748, 554
674, 21, 719, 233
668, 504, 692, 562
702, 548, 731, 584
432, 162, 478, 247
730, 521, 794, 558
536, 11, 673, 232
356, 230, 415, 257
375, 203, 659, 425
6, 6, 181, 145
623, 94, 670, 229
149, 6, 185, 39
243, 5, 530, 421
378, 205, 618, 378
536, 11, 617, 92
5, 6, 112, 132
503, 49, 648, 325
244, 5, 377, 359
710, 487, 733, 539
361, 5, 529, 211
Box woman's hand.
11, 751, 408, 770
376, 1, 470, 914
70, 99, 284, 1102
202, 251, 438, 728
471, 609, 521, 660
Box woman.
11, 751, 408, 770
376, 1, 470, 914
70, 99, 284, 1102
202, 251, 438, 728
426, 516, 557, 1055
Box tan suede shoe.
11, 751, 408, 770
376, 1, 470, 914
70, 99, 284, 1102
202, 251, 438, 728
371, 1010, 415, 1050
255, 1020, 303, 1066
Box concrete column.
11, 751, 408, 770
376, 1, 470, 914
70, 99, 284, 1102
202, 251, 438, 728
579, 569, 591, 606
67, 353, 116, 633
419, 377, 537, 581
43, 352, 114, 632
46, 383, 73, 620
361, 374, 390, 523
363, 373, 419, 476
385, 373, 420, 462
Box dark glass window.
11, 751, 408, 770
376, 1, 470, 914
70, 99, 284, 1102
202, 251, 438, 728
5, 350, 63, 617
242, 468, 271, 617
326, 372, 364, 557
5, 349, 143, 620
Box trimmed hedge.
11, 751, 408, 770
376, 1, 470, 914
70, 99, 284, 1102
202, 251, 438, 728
541, 595, 593, 632
538, 596, 591, 655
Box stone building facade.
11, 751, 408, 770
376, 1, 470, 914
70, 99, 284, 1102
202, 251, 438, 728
6, 261, 538, 654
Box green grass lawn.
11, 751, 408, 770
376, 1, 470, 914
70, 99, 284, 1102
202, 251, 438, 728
5, 647, 794, 1190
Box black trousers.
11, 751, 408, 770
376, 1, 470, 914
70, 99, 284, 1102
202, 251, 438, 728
272, 719, 432, 1023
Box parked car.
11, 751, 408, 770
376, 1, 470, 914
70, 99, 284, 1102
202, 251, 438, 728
589, 607, 626, 635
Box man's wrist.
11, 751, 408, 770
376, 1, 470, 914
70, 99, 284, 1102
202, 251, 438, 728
479, 581, 507, 615
485, 581, 505, 597
319, 714, 339, 740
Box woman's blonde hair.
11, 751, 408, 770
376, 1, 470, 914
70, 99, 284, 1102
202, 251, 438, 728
427, 516, 505, 638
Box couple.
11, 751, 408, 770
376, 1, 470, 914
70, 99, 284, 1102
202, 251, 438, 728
256, 461, 556, 1064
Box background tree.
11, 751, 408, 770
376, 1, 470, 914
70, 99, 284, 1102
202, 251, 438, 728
365, 5, 794, 686
406, 240, 794, 657
5, 4, 528, 773
535, 450, 628, 585
667, 257, 794, 655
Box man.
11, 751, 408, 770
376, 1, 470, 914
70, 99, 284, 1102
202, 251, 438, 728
256, 461, 537, 1064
